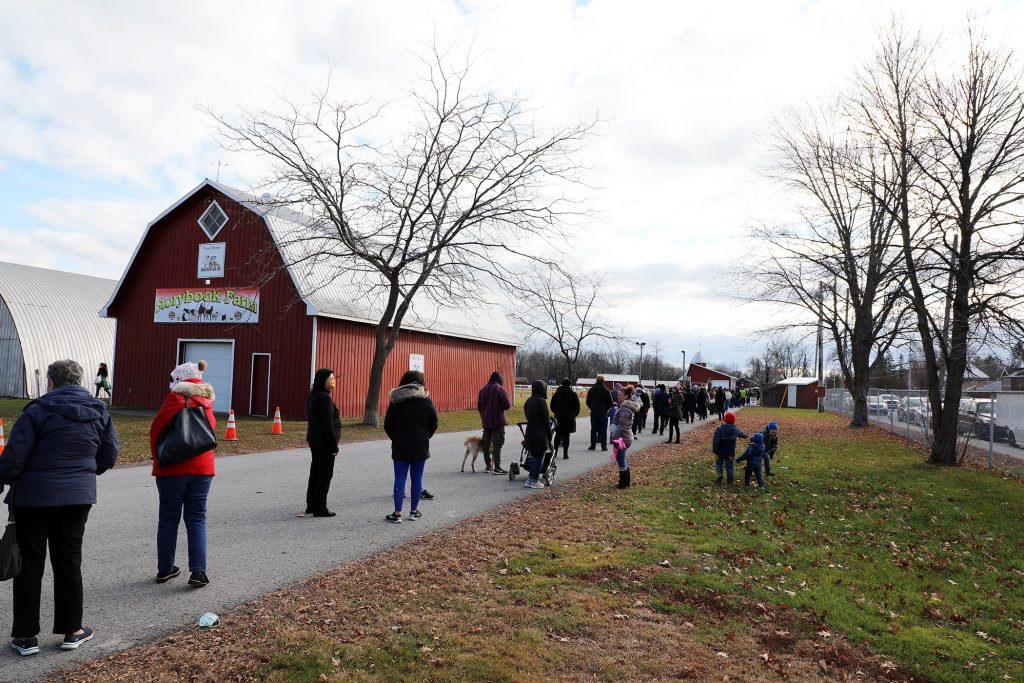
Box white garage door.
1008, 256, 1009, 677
180, 341, 233, 413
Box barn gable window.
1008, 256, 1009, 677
198, 201, 229, 239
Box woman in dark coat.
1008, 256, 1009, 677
524, 380, 553, 489
683, 387, 697, 424
697, 386, 710, 420
305, 368, 342, 517
714, 387, 726, 420
549, 378, 580, 460
383, 371, 438, 523
667, 387, 684, 443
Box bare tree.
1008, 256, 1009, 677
858, 22, 1024, 464
506, 263, 617, 381
209, 51, 593, 424
749, 104, 907, 426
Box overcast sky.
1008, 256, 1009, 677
3, 0, 1023, 370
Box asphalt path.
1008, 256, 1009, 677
0, 412, 726, 682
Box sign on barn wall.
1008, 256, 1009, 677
197, 243, 226, 278
154, 288, 260, 323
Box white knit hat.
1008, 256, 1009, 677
169, 362, 201, 389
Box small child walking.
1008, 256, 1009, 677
711, 412, 747, 484
737, 432, 768, 489
762, 421, 779, 476
608, 402, 618, 432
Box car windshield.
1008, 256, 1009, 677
907, 398, 923, 407
977, 403, 992, 416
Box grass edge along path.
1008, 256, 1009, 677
53, 409, 1023, 682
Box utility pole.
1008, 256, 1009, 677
635, 341, 646, 387
817, 283, 825, 412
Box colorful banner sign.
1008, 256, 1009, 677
154, 288, 260, 323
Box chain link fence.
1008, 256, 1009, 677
823, 387, 1024, 466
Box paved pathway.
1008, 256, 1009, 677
0, 413, 722, 682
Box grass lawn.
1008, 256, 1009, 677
0, 398, 526, 465
55, 409, 1024, 682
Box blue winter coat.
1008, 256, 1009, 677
712, 423, 747, 459
737, 441, 766, 466
0, 385, 120, 507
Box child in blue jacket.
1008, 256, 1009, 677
737, 432, 767, 489
762, 421, 779, 476
711, 412, 747, 484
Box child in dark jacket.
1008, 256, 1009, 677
737, 432, 767, 489
761, 421, 779, 476
608, 402, 618, 431
711, 412, 747, 484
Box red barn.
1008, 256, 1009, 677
101, 180, 519, 418
682, 363, 736, 390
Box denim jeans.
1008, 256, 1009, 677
615, 444, 629, 471
393, 460, 426, 512
528, 447, 546, 480
156, 475, 212, 573
715, 456, 735, 482
744, 462, 765, 487
590, 413, 607, 447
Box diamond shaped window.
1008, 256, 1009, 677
198, 201, 228, 239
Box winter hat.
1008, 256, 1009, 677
751, 432, 764, 444
723, 412, 736, 424
169, 362, 201, 389
561, 378, 571, 387
531, 380, 547, 397
767, 421, 778, 431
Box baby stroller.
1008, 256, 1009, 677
508, 419, 558, 486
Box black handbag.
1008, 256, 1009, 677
0, 506, 21, 581
156, 398, 217, 468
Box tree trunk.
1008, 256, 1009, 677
362, 335, 390, 426
849, 374, 870, 428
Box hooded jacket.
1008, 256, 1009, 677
668, 390, 684, 419
652, 387, 670, 416
549, 384, 581, 433
0, 385, 120, 506
586, 381, 614, 416
307, 369, 342, 452
613, 398, 641, 447
524, 381, 553, 454
477, 372, 512, 429
383, 382, 438, 461
150, 378, 217, 477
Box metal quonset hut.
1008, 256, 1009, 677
0, 262, 116, 398
101, 179, 519, 418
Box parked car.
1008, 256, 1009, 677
867, 396, 889, 416
898, 396, 931, 425
879, 394, 900, 411
969, 400, 1017, 446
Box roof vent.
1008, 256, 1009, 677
198, 201, 228, 239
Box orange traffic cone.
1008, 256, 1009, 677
0, 419, 5, 456
271, 406, 284, 435
224, 410, 238, 441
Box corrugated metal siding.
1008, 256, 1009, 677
0, 263, 116, 398
316, 318, 516, 418
106, 187, 313, 418
0, 296, 26, 397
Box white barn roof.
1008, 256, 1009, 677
777, 376, 819, 386
102, 179, 521, 347
0, 262, 116, 398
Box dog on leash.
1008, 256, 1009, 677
462, 436, 492, 472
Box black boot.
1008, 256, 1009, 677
617, 468, 631, 489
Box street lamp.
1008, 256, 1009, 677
680, 350, 686, 383
635, 341, 646, 386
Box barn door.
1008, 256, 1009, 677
179, 341, 234, 413
250, 353, 271, 416
788, 387, 798, 408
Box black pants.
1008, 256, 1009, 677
686, 408, 696, 423
654, 414, 666, 434
667, 417, 680, 441
553, 429, 571, 456
590, 414, 607, 447
306, 448, 336, 512
12, 504, 91, 638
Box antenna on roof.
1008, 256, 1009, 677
212, 160, 228, 182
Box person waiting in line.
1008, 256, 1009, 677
651, 384, 670, 435
150, 362, 216, 588
478, 371, 511, 475
610, 385, 640, 488
714, 387, 726, 420
586, 375, 614, 451
383, 371, 438, 523
683, 385, 697, 424
305, 369, 342, 517
697, 384, 710, 421
550, 378, 580, 460
0, 359, 120, 656
523, 380, 554, 489
666, 386, 683, 443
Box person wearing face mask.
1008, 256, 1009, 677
305, 369, 342, 517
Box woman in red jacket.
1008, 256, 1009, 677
149, 362, 216, 588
